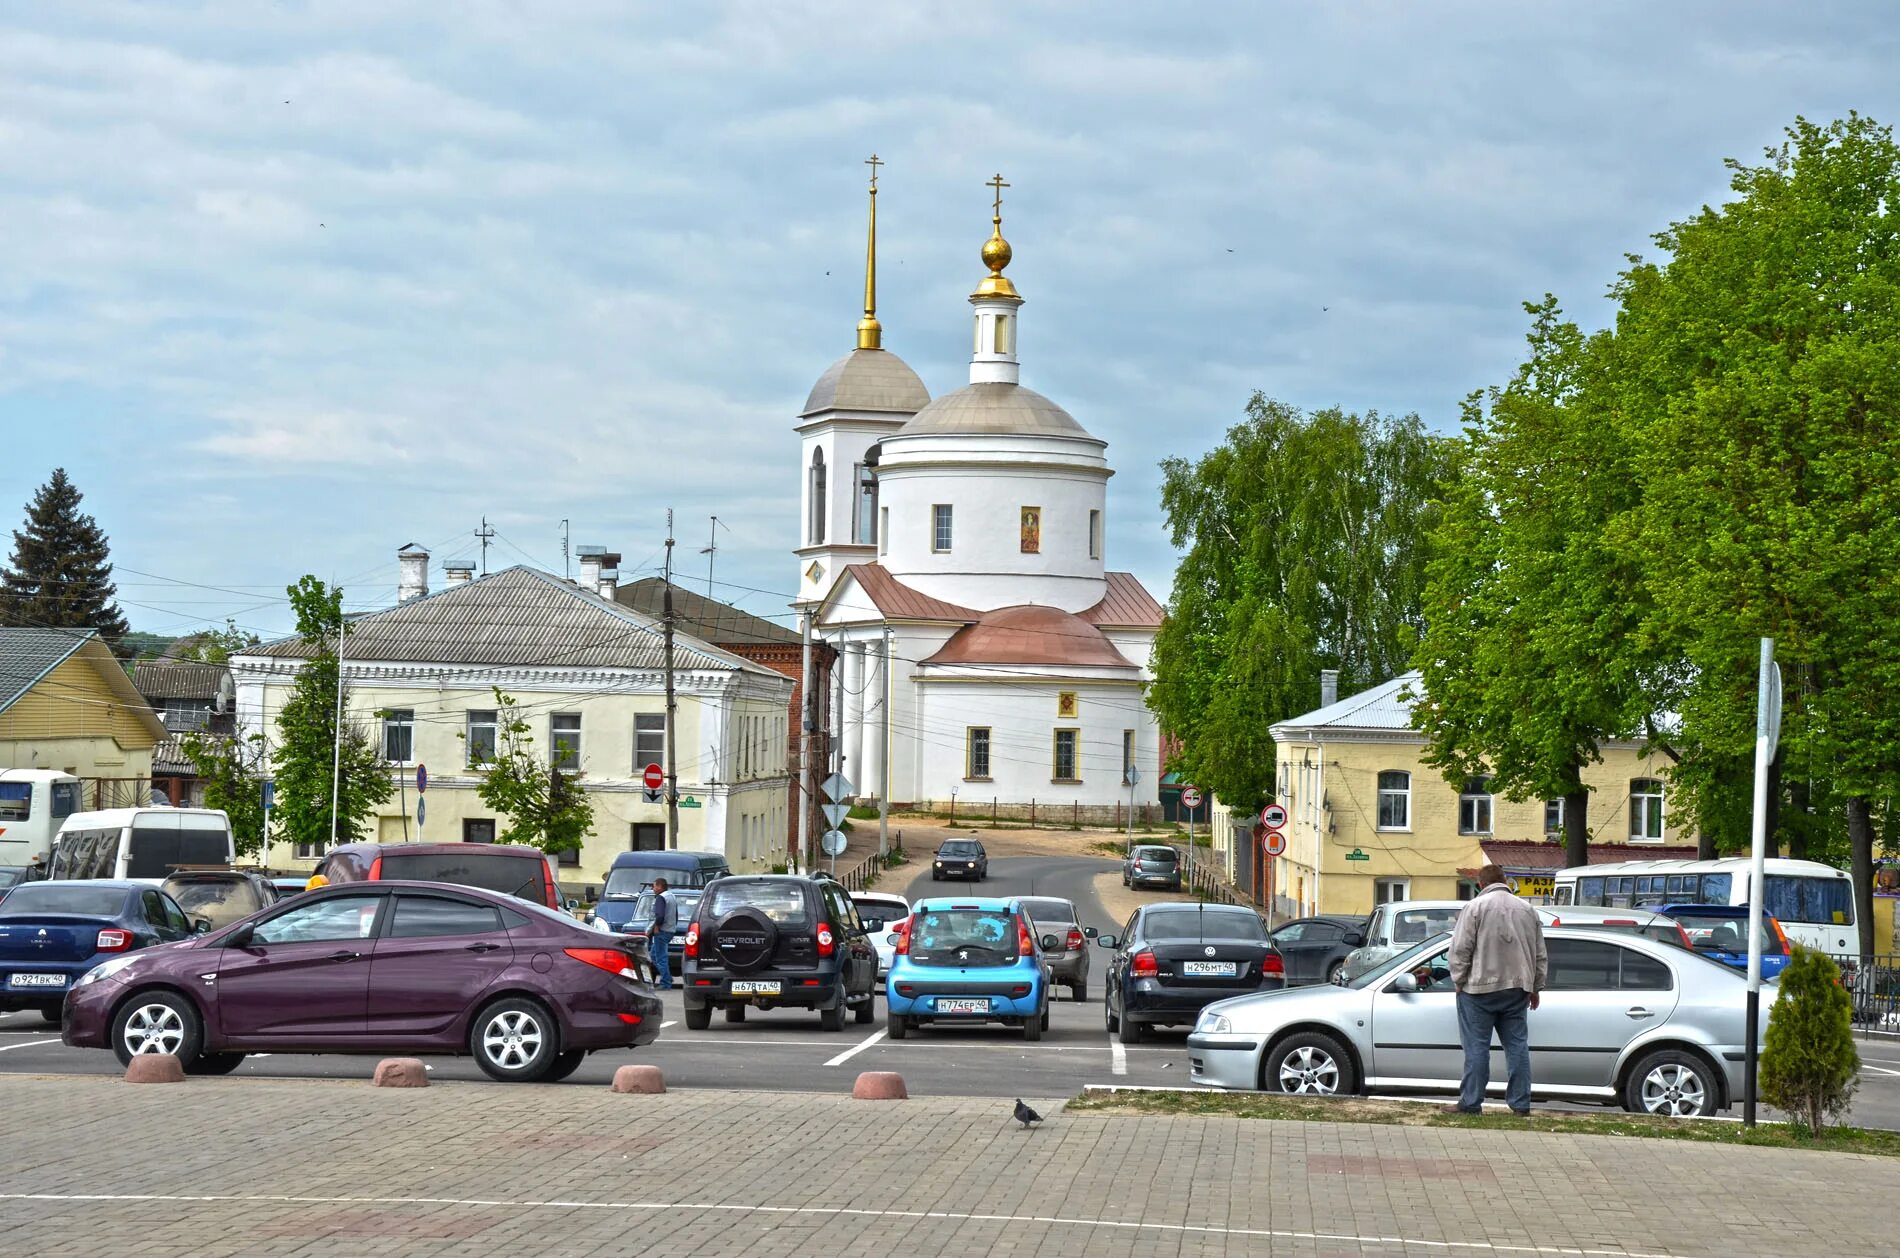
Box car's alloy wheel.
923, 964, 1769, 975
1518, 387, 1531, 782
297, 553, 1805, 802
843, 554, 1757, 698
1104, 990, 1120, 1033
123, 1002, 186, 1056
470, 998, 557, 1082
1630, 1052, 1715, 1117
1265, 1031, 1358, 1096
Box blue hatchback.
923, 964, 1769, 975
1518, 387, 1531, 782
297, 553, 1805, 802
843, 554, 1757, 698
1657, 903, 1791, 979
0, 880, 195, 1023
885, 897, 1049, 1041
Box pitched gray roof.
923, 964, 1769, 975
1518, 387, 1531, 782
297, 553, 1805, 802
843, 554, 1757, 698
0, 628, 89, 714
248, 566, 778, 676
615, 578, 800, 647
133, 657, 227, 701
1270, 671, 1422, 737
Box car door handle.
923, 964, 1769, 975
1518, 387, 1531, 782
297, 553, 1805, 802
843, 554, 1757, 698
464, 942, 502, 953
1625, 1006, 1653, 1019
327, 950, 361, 963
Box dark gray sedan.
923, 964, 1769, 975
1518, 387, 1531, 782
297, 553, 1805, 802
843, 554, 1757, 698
1018, 895, 1093, 1001
1268, 914, 1368, 985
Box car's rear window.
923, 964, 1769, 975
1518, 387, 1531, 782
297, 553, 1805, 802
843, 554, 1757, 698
165, 879, 265, 919
1136, 847, 1178, 863
1669, 912, 1782, 953
1392, 908, 1461, 942
909, 907, 1020, 965
851, 898, 908, 931
0, 885, 130, 918
125, 825, 232, 879
1018, 897, 1075, 926
1144, 908, 1265, 941
704, 880, 810, 925
380, 852, 546, 902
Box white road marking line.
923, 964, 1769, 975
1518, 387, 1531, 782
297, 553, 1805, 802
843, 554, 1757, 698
1860, 1063, 1900, 1077
660, 1021, 677, 1029
0, 1039, 61, 1053
823, 1030, 886, 1067
1109, 1035, 1127, 1076
0, 1191, 1683, 1256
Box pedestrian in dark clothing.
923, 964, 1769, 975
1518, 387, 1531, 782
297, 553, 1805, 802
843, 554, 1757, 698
1446, 863, 1547, 1115
648, 878, 676, 990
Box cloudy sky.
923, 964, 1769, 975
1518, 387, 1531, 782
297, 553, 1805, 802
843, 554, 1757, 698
3, 1, 1896, 640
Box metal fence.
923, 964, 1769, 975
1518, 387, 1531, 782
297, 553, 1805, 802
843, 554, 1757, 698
1827, 953, 1900, 1035
833, 833, 904, 893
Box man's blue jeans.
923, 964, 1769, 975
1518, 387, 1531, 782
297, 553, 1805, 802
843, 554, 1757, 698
649, 931, 674, 989
1456, 988, 1532, 1113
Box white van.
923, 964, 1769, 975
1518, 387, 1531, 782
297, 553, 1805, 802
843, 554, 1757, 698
0, 769, 84, 868
48, 807, 235, 883
1550, 856, 1854, 953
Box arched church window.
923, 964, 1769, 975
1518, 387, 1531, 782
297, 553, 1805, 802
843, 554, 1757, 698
809, 450, 826, 545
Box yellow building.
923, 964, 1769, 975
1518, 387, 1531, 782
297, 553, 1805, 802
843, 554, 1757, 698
232, 563, 794, 887
1267, 671, 1695, 918
0, 628, 165, 806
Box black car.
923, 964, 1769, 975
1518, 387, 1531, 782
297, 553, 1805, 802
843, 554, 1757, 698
1099, 902, 1284, 1042
680, 874, 879, 1031
1268, 914, 1368, 986
931, 839, 988, 882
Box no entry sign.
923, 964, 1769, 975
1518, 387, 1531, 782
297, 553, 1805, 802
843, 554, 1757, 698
642, 762, 665, 792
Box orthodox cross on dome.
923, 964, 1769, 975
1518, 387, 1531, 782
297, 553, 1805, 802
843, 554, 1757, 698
973, 171, 1018, 303
987, 172, 1008, 218
858, 153, 884, 350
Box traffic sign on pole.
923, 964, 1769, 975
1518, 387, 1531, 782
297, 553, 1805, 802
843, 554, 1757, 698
416, 797, 427, 827
821, 772, 855, 802
1181, 787, 1202, 811
822, 803, 851, 829
415, 764, 428, 794
1262, 828, 1286, 858
821, 829, 849, 857
1260, 803, 1288, 830
642, 763, 665, 792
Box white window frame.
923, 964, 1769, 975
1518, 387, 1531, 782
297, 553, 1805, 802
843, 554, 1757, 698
966, 726, 992, 780
1052, 728, 1079, 783
1544, 797, 1565, 836
381, 709, 415, 764
1629, 779, 1665, 842
634, 713, 666, 772
1376, 770, 1411, 831
1458, 777, 1493, 836
550, 713, 581, 772
932, 504, 953, 553
1373, 878, 1410, 906
465, 710, 498, 767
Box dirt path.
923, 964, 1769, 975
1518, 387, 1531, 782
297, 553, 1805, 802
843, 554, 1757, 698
885, 813, 1157, 860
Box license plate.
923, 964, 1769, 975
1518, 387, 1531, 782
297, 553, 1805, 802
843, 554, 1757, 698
730, 980, 781, 996
7, 973, 67, 988
936, 997, 990, 1014
1182, 961, 1237, 977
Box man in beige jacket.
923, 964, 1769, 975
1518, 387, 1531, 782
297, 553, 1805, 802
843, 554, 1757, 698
1446, 864, 1548, 1114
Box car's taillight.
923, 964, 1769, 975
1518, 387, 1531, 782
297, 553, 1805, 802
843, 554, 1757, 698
684, 922, 700, 959
1130, 948, 1158, 978
367, 856, 383, 881
894, 919, 911, 956
1770, 918, 1791, 954
1017, 916, 1034, 954
817, 924, 836, 957
564, 947, 638, 979
1674, 925, 1693, 950
95, 929, 131, 952
1261, 951, 1284, 976
1065, 928, 1084, 951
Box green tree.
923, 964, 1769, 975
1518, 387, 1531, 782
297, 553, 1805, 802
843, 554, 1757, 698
181, 730, 272, 858
1613, 113, 1900, 950
463, 687, 595, 857
1150, 397, 1459, 808
1759, 944, 1859, 1135
271, 576, 392, 852
1, 468, 130, 653
170, 620, 262, 665
1412, 299, 1654, 867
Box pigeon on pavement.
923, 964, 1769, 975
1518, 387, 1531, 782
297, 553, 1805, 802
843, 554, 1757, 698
1013, 1099, 1042, 1129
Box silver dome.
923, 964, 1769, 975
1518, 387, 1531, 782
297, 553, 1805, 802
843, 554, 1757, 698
802, 348, 930, 417
895, 382, 1096, 440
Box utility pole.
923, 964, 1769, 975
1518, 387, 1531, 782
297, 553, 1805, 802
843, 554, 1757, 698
877, 626, 891, 858
475, 517, 496, 576
662, 510, 680, 851
327, 597, 346, 846
560, 519, 571, 579
797, 611, 813, 873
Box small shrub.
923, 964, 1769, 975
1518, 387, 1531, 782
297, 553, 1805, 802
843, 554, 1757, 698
847, 804, 880, 820
1759, 944, 1859, 1135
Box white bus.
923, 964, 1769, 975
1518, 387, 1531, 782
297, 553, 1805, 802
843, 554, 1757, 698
0, 769, 84, 868
48, 807, 235, 884
1551, 856, 1855, 953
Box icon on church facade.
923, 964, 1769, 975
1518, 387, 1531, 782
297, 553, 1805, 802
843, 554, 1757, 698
1020, 505, 1041, 553
1057, 690, 1078, 718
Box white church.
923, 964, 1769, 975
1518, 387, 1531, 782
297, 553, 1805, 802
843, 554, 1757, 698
794, 171, 1164, 815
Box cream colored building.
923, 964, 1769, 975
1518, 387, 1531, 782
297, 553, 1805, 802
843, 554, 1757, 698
1263, 671, 1695, 918
232, 563, 793, 886
0, 628, 164, 806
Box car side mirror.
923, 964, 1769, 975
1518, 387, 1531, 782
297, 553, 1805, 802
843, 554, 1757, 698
886, 932, 901, 946
224, 924, 254, 949
1344, 932, 1366, 948
190, 917, 213, 935
564, 898, 580, 912
1097, 935, 1119, 950
1039, 933, 1059, 951
1391, 973, 1419, 993
1083, 926, 1098, 939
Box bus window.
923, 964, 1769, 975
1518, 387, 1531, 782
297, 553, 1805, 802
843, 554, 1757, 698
1666, 875, 1691, 895
1578, 876, 1604, 904
59, 832, 97, 879
1554, 885, 1574, 905
50, 781, 79, 819
1700, 873, 1732, 903
1764, 875, 1853, 925
86, 832, 119, 879
0, 783, 30, 823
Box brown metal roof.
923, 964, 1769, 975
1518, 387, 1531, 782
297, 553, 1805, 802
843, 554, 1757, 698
615, 578, 799, 647
839, 564, 978, 622
924, 605, 1137, 668
1078, 572, 1164, 629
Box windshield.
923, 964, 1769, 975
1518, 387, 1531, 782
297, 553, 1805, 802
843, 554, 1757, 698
125, 825, 233, 879
937, 842, 981, 857
908, 907, 1019, 966
1348, 935, 1449, 989
164, 879, 265, 926
1018, 898, 1076, 926
852, 898, 909, 931
1144, 908, 1266, 941
630, 890, 701, 924
704, 881, 810, 925
380, 851, 546, 902
0, 885, 130, 918
1391, 907, 1461, 943
604, 863, 719, 897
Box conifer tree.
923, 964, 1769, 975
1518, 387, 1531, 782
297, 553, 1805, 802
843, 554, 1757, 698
1, 468, 130, 652
1759, 944, 1860, 1135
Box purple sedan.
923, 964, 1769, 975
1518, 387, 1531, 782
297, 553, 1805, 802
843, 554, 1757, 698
62, 880, 662, 1082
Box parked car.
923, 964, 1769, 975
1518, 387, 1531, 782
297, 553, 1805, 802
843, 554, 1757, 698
1188, 926, 1773, 1117
1335, 900, 1465, 983
592, 851, 732, 932
1122, 844, 1182, 891
931, 839, 988, 882
1101, 903, 1285, 1042
849, 892, 911, 979
623, 888, 705, 972
1017, 895, 1093, 1000
0, 864, 43, 904
310, 842, 568, 911
61, 880, 662, 1080
1536, 904, 1691, 949
680, 874, 878, 1030
160, 870, 279, 932
1269, 915, 1368, 986
1657, 903, 1792, 978
1, 881, 196, 1024
885, 897, 1051, 1041
265, 876, 311, 902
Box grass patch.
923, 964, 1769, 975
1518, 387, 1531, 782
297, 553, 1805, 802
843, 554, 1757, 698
1085, 840, 1127, 858
1067, 1088, 1900, 1157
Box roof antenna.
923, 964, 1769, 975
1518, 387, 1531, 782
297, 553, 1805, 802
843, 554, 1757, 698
699, 515, 730, 599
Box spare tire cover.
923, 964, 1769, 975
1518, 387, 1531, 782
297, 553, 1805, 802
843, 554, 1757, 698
712, 909, 778, 973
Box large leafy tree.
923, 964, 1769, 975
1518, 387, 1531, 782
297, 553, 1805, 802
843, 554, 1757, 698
271, 576, 393, 852
1614, 114, 1900, 954
1413, 300, 1654, 867
181, 730, 272, 858
465, 687, 595, 857
1, 468, 130, 653
1151, 397, 1459, 808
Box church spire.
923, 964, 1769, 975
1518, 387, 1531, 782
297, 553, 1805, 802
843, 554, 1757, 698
857, 153, 884, 350
968, 172, 1022, 385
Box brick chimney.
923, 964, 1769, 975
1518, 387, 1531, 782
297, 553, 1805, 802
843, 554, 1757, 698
577, 545, 606, 591
443, 559, 476, 588
1319, 669, 1339, 709
397, 543, 430, 603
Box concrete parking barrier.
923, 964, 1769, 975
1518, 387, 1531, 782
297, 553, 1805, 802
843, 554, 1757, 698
611, 1064, 666, 1094
123, 1054, 186, 1084
372, 1058, 429, 1088
851, 1071, 908, 1100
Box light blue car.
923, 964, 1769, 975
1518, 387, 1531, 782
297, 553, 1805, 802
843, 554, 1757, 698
885, 896, 1049, 1041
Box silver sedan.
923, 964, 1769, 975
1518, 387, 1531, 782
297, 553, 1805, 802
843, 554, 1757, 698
1187, 927, 1775, 1117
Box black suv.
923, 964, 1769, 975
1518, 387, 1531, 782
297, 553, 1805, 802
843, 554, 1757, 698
681, 874, 879, 1031
932, 838, 989, 881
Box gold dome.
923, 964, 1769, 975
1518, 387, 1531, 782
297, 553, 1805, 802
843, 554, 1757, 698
981, 228, 1012, 273
971, 172, 1022, 302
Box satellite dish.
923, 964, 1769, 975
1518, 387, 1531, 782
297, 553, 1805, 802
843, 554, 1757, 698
213, 671, 235, 716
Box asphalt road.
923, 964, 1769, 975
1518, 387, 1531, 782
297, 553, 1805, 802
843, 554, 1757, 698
7, 853, 1900, 1128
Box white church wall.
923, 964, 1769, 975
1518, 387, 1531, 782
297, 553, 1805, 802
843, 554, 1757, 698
909, 679, 1158, 810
